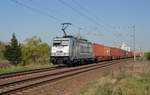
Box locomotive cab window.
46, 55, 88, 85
61, 40, 69, 46
53, 41, 61, 46
53, 40, 69, 46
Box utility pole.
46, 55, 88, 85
128, 25, 136, 62
133, 25, 136, 62
78, 27, 81, 39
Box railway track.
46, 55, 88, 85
0, 66, 63, 79
0, 59, 130, 95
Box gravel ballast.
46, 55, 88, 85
15, 60, 131, 95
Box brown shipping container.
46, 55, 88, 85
120, 49, 124, 58
93, 43, 110, 57
110, 47, 120, 56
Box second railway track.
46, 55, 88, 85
0, 66, 63, 79
0, 59, 131, 95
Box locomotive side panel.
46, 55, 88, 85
72, 40, 94, 60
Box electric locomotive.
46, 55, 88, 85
50, 23, 94, 66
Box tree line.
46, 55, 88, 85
146, 52, 150, 60
2, 34, 50, 65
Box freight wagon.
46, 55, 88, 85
127, 51, 133, 58
93, 43, 111, 62
110, 47, 121, 60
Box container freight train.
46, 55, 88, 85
50, 35, 134, 66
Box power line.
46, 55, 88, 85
71, 0, 120, 30
71, 0, 129, 45
10, 0, 100, 38
10, 0, 63, 22
57, 0, 103, 28
16, 0, 100, 37
10, 0, 127, 46
70, 0, 124, 44
57, 0, 107, 39
70, 0, 105, 35
71, 0, 103, 25
25, 0, 70, 21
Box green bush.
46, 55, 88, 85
21, 36, 50, 65
0, 56, 5, 62
146, 52, 150, 60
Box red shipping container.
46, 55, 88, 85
127, 51, 130, 57
119, 49, 124, 58
110, 47, 120, 56
128, 51, 132, 58
93, 43, 110, 58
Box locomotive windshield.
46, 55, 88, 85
53, 40, 69, 46
53, 40, 61, 46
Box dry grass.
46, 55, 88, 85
76, 59, 150, 95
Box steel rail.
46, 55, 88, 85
0, 59, 130, 95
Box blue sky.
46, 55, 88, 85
0, 0, 150, 51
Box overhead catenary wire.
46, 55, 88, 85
10, 0, 130, 48
71, 0, 122, 32
70, 0, 104, 26
73, 0, 107, 26
70, 0, 124, 45
11, 0, 107, 38
25, 0, 71, 21
71, 0, 131, 47
10, 0, 63, 22
12, 0, 99, 37
11, 0, 123, 38
57, 0, 104, 29
57, 0, 108, 43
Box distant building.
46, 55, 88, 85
121, 43, 131, 51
